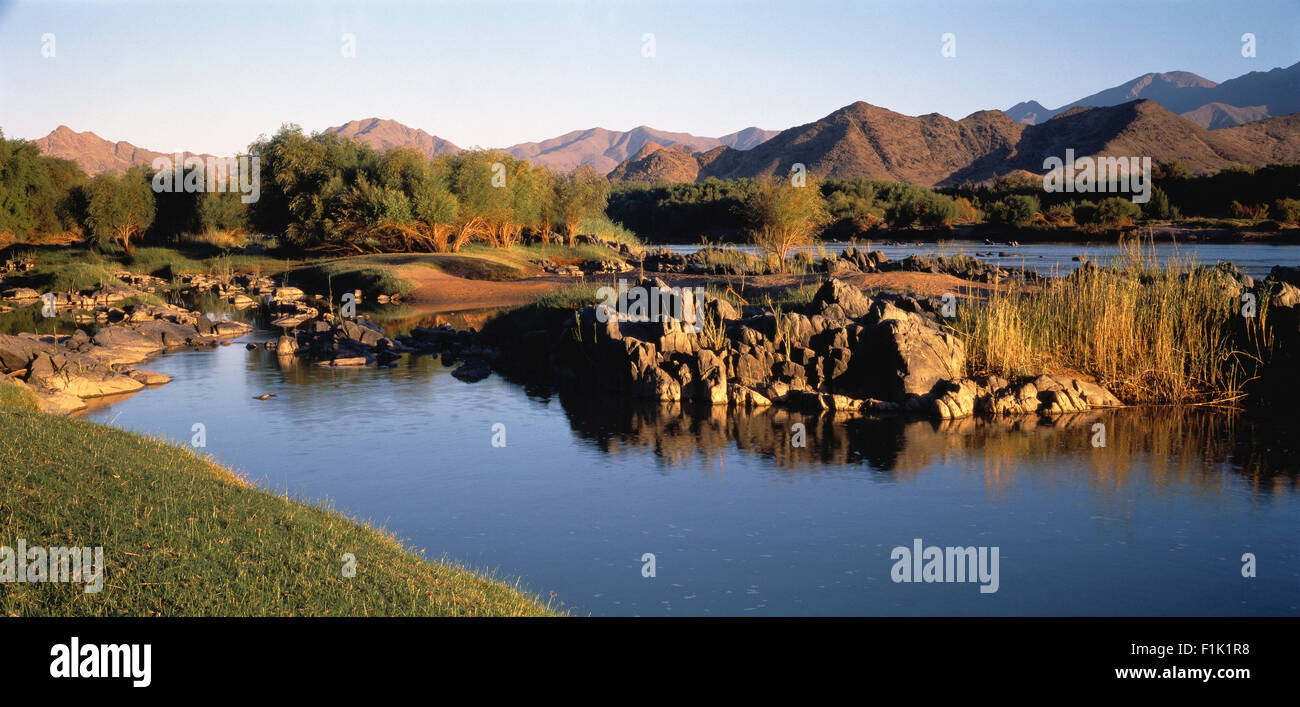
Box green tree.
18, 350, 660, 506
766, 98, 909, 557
85, 166, 155, 253
551, 166, 610, 246
989, 195, 1040, 226
741, 177, 830, 271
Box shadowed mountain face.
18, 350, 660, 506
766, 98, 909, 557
32, 126, 214, 175
610, 98, 1300, 186
1005, 62, 1300, 129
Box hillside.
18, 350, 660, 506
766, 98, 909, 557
321, 117, 461, 159
609, 99, 1300, 186
32, 126, 214, 175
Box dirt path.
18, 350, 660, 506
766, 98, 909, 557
395, 265, 564, 309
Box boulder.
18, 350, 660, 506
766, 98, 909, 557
812, 278, 872, 319
857, 310, 965, 401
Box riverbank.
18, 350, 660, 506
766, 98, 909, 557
0, 401, 555, 616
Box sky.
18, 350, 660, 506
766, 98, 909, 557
1, 0, 1298, 156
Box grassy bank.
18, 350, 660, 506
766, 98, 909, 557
0, 407, 554, 616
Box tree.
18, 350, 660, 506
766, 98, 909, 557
551, 166, 610, 246
741, 177, 830, 271
1096, 196, 1141, 225
1142, 187, 1179, 221
989, 195, 1040, 226
85, 166, 155, 253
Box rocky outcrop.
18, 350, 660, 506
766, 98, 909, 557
523, 276, 1123, 421
0, 298, 251, 414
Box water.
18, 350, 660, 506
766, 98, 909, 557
665, 241, 1300, 278
81, 319, 1300, 616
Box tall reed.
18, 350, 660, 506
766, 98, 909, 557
954, 238, 1272, 405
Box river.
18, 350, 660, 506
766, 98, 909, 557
79, 305, 1300, 616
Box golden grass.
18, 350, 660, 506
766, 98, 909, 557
954, 238, 1272, 405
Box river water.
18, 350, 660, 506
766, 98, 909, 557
667, 241, 1300, 278
80, 310, 1300, 616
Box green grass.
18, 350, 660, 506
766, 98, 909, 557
16, 262, 122, 293
0, 410, 556, 616
287, 259, 417, 297
578, 216, 641, 249
0, 379, 39, 412
529, 282, 602, 310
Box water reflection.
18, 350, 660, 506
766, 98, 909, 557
553, 387, 1299, 494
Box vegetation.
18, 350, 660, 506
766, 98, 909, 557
84, 166, 156, 254
954, 240, 1273, 405
740, 178, 830, 271
0, 408, 555, 616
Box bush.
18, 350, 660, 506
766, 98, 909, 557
1097, 197, 1141, 225
1270, 198, 1300, 224
989, 195, 1040, 226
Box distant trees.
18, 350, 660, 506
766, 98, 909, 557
85, 166, 155, 253
0, 131, 86, 239
741, 177, 830, 270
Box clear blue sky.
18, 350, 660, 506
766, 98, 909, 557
1, 0, 1297, 155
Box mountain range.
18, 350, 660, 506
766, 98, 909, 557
31, 125, 214, 176
1004, 61, 1300, 129
611, 99, 1300, 186
321, 118, 779, 173
23, 61, 1300, 185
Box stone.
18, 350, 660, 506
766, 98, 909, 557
451, 359, 491, 382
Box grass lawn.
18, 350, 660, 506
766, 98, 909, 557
0, 409, 555, 616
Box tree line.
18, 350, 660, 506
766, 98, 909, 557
0, 125, 611, 254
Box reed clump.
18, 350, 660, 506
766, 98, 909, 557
954, 239, 1272, 405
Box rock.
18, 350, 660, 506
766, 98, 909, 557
813, 278, 872, 319
129, 369, 172, 385
43, 367, 144, 398
275, 335, 298, 357
1, 287, 39, 301
451, 358, 492, 382
730, 385, 772, 408
694, 349, 728, 404
929, 378, 978, 419
330, 356, 369, 367
1271, 281, 1300, 309
858, 307, 965, 401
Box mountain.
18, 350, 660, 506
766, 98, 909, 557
31, 125, 214, 175
717, 127, 781, 150
1179, 102, 1271, 130
316, 120, 776, 172
502, 125, 775, 173
605, 142, 701, 183
1006, 62, 1300, 129
609, 99, 1300, 186
1005, 100, 1053, 125
321, 118, 461, 159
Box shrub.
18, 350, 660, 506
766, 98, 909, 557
1097, 197, 1142, 225
989, 195, 1040, 226
1270, 198, 1300, 224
